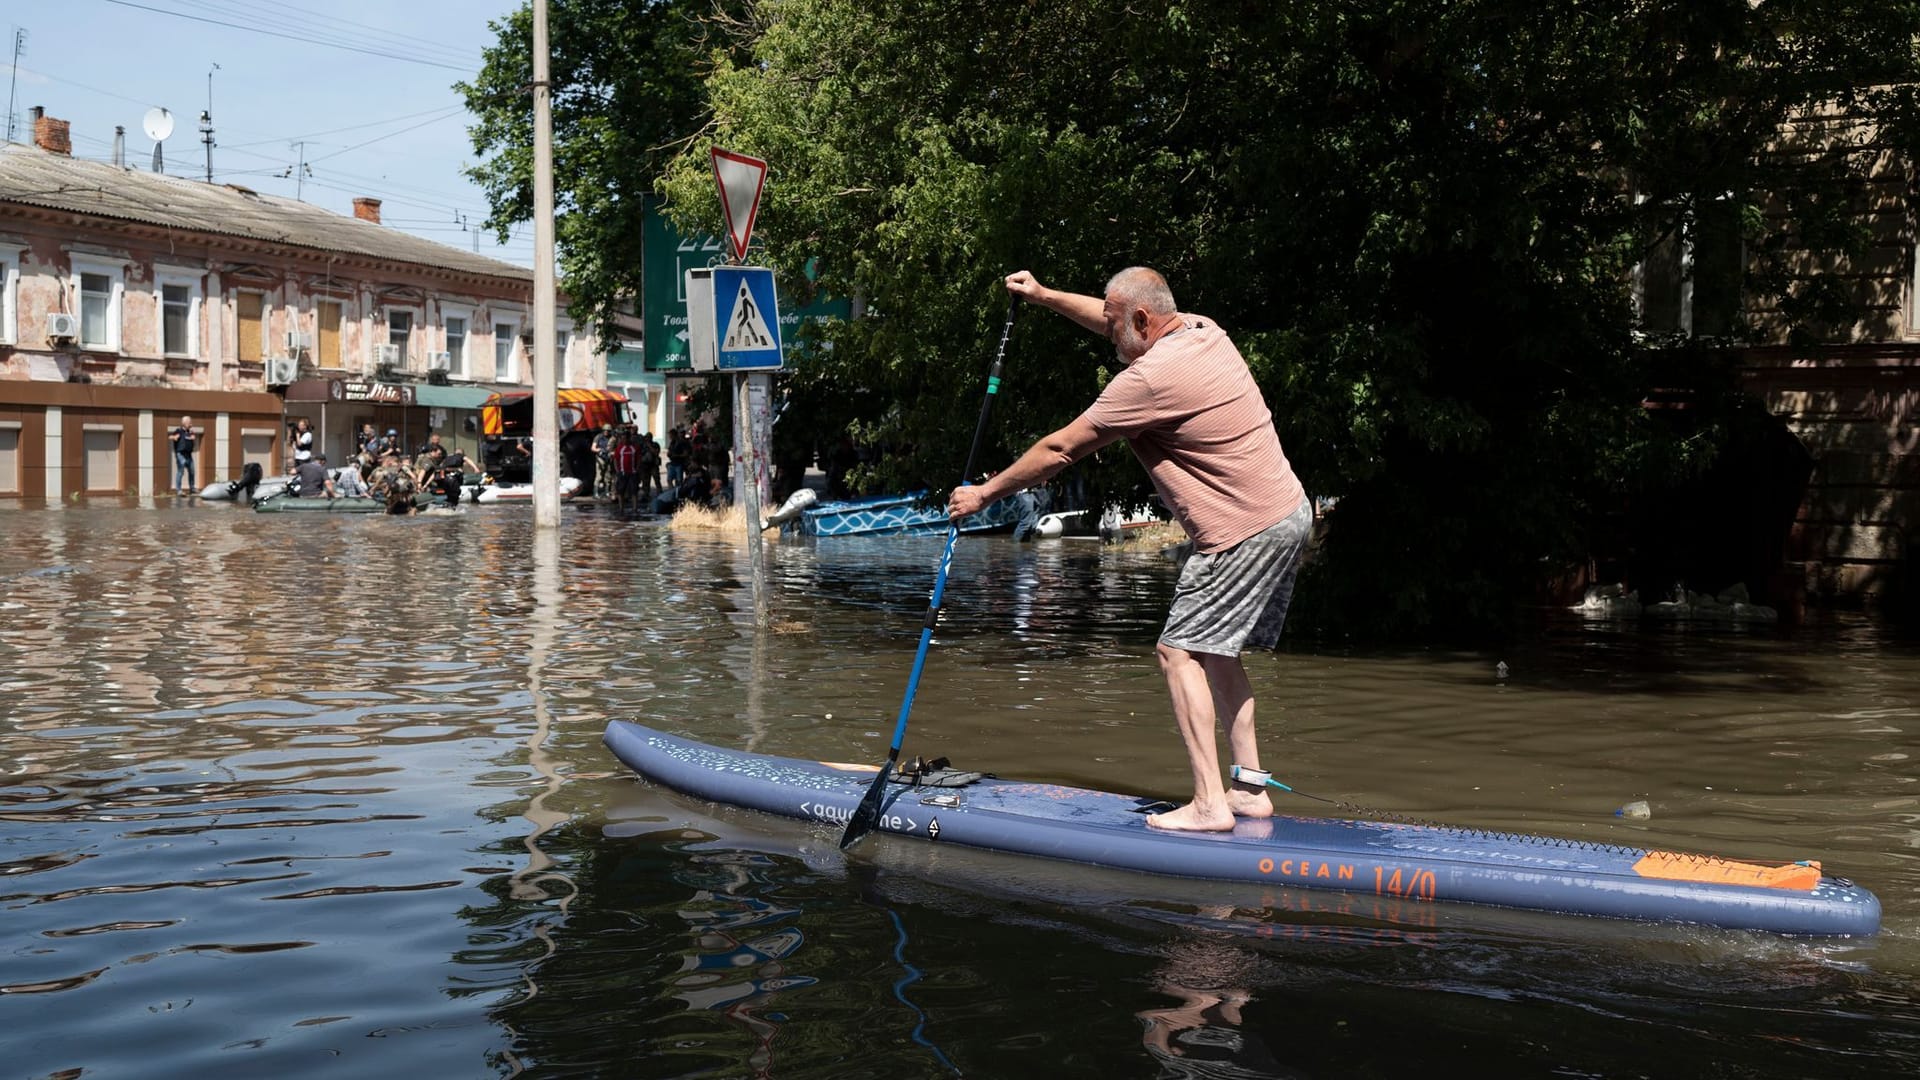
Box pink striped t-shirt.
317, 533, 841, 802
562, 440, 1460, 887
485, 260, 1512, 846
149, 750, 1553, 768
1080, 315, 1304, 553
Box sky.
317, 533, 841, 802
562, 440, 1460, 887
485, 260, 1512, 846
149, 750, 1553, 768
4, 0, 534, 267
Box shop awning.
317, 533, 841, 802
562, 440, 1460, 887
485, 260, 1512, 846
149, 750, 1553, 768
413, 384, 494, 409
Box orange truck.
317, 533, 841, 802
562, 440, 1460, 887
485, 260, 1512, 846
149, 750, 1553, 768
480, 389, 632, 486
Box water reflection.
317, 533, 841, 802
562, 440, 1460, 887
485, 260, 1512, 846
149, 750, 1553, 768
2, 505, 1918, 1077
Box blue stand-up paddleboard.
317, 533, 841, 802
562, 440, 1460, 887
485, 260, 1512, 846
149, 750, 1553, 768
604, 721, 1881, 937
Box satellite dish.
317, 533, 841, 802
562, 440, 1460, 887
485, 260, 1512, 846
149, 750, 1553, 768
142, 107, 174, 142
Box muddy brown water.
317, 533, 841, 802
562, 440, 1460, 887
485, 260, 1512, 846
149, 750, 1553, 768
1, 501, 1916, 1077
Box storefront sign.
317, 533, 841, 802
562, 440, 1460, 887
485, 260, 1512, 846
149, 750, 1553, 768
340, 381, 415, 405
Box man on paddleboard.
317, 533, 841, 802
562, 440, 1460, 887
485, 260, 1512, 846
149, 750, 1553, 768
948, 267, 1312, 832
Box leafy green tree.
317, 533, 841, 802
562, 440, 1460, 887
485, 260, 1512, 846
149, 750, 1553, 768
458, 0, 754, 346
473, 0, 1920, 636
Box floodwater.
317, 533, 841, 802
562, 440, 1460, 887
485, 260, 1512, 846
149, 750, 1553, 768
1, 501, 1917, 1079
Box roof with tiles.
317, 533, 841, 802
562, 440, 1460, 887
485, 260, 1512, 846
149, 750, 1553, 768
0, 142, 531, 282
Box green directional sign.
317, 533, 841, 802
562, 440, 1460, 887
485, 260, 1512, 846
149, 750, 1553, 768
642, 201, 847, 373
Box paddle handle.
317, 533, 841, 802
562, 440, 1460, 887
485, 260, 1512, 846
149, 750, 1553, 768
842, 295, 1018, 850
882, 295, 1017, 760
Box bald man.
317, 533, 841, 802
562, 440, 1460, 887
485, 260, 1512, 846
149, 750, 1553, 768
170, 415, 199, 495
948, 268, 1313, 832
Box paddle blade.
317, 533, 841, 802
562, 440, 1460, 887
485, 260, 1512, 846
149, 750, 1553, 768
839, 759, 894, 849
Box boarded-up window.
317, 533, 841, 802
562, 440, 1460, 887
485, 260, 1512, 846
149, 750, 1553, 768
237, 292, 264, 363
317, 300, 343, 368
0, 427, 18, 494
83, 428, 121, 492
242, 431, 275, 473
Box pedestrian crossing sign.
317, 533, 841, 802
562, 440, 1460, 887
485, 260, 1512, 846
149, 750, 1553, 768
714, 266, 784, 371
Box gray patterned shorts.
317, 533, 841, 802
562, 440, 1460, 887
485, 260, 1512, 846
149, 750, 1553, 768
1159, 500, 1313, 656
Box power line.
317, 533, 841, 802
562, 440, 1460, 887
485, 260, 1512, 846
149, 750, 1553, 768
97, 0, 477, 72
223, 105, 477, 150
165, 0, 479, 68
305, 108, 464, 164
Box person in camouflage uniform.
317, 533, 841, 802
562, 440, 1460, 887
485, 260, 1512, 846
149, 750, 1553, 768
368, 451, 420, 516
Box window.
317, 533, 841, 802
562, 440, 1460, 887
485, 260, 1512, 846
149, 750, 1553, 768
160, 282, 196, 357
316, 300, 343, 368
82, 425, 122, 492
1635, 195, 1743, 339
0, 422, 18, 494
236, 291, 265, 363
445, 315, 468, 377
385, 310, 414, 372
555, 325, 572, 388
494, 319, 518, 381
77, 269, 121, 350
0, 255, 15, 344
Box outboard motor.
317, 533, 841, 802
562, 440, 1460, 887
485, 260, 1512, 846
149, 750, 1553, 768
228, 461, 264, 502
760, 487, 818, 531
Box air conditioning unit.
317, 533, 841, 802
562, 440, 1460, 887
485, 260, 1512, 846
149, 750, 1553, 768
427, 351, 451, 372
374, 343, 402, 366
265, 356, 298, 385
285, 330, 311, 352
46, 312, 79, 341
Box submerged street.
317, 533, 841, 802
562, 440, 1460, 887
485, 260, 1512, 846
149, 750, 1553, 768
2, 501, 1918, 1076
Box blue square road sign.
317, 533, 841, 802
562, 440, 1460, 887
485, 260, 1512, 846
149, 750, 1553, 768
714, 266, 784, 371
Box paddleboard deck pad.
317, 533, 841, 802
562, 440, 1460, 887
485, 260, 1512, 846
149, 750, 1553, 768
603, 722, 1880, 936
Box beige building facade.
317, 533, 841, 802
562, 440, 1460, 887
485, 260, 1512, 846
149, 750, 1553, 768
1, 110, 604, 499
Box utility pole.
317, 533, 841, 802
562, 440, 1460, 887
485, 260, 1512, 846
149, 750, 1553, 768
5, 29, 26, 144
199, 62, 218, 182
530, 0, 560, 530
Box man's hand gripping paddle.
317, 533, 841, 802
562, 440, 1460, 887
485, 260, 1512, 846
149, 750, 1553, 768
840, 295, 1018, 850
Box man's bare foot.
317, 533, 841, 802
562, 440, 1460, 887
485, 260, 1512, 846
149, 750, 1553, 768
1145, 801, 1237, 832
1227, 788, 1273, 819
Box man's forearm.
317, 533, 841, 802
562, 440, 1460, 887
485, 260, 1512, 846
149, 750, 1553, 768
970, 436, 1079, 504
1032, 287, 1106, 337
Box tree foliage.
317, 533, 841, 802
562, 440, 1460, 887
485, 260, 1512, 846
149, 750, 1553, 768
471, 0, 1920, 637
458, 0, 753, 346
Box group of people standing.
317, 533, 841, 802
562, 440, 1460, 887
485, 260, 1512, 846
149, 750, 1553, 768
591, 423, 662, 512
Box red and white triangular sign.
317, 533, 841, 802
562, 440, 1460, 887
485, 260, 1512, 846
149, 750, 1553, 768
710, 147, 768, 262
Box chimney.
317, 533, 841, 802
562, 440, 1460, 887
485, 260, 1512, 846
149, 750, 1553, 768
31, 107, 72, 156
113, 126, 126, 168
352, 197, 383, 225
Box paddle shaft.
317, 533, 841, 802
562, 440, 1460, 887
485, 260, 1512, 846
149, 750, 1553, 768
840, 296, 1018, 849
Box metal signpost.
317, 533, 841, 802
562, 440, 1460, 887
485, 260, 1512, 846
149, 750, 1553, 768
689, 148, 782, 624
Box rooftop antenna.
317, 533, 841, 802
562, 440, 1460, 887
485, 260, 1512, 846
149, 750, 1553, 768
142, 106, 174, 173
5, 28, 25, 143
281, 140, 311, 200
199, 61, 218, 182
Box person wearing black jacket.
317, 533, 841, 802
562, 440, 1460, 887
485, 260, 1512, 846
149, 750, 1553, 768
169, 415, 198, 495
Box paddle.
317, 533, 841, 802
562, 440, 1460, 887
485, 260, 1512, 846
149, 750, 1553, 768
840, 295, 1018, 850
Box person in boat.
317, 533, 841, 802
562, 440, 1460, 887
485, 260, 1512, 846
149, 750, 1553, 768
415, 432, 447, 472
333, 457, 371, 499
948, 267, 1312, 833
413, 438, 448, 489
291, 452, 336, 500
368, 450, 419, 515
